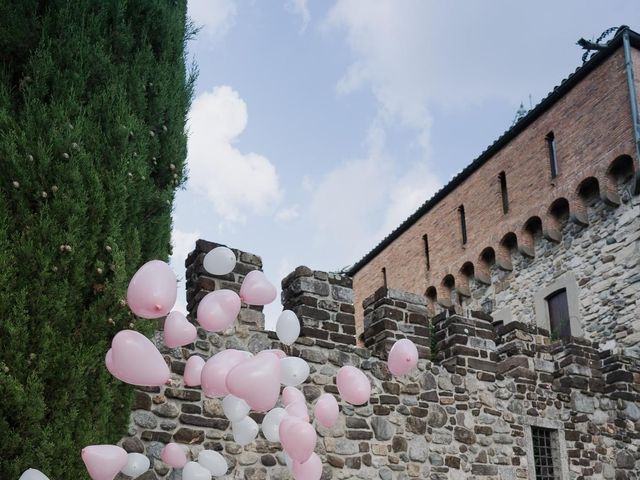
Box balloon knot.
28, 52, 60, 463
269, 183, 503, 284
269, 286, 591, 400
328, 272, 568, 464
154, 303, 162, 311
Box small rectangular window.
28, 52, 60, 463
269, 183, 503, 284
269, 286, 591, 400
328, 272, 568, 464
531, 427, 561, 480
546, 132, 558, 179
499, 172, 509, 214
381, 267, 388, 288
458, 205, 467, 245
423, 234, 430, 271
546, 288, 571, 339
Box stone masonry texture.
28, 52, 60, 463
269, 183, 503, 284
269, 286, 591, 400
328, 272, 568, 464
117, 240, 640, 480
351, 42, 640, 340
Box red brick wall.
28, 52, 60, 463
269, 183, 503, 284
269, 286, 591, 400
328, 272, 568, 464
353, 47, 638, 335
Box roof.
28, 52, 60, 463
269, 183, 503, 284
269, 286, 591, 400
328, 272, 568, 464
348, 26, 640, 276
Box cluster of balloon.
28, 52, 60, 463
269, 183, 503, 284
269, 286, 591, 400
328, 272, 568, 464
19, 245, 421, 480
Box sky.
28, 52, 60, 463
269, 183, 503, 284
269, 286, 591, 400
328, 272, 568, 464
172, 0, 639, 328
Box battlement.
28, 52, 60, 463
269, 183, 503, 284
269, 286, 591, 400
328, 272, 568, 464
117, 239, 640, 479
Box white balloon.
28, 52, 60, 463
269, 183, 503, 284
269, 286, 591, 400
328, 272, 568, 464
222, 394, 250, 422
275, 310, 300, 346
280, 357, 310, 386
19, 469, 50, 480
203, 247, 236, 275
198, 450, 228, 477
261, 407, 288, 442
121, 452, 150, 477
183, 461, 212, 480
232, 416, 259, 446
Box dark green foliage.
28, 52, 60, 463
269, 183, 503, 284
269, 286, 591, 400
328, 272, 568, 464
0, 1, 194, 476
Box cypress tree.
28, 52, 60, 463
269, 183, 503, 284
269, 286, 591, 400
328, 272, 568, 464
0, 1, 194, 476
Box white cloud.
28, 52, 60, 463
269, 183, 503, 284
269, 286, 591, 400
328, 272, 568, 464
276, 206, 300, 223
187, 86, 282, 223
188, 0, 237, 38
286, 0, 311, 33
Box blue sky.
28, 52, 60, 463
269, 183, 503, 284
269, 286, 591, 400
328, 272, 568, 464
173, 1, 639, 327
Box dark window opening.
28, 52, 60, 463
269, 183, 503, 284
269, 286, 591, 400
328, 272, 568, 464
531, 427, 561, 480
546, 132, 558, 179
381, 267, 388, 288
458, 205, 467, 245
546, 288, 571, 339
423, 234, 430, 271
499, 171, 509, 214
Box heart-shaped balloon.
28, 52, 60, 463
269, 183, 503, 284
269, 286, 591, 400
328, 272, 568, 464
314, 393, 339, 428
203, 246, 236, 275
81, 445, 128, 480
226, 351, 280, 412
232, 416, 259, 446
198, 450, 228, 476
160, 443, 187, 468
282, 386, 306, 407
262, 348, 287, 359
279, 417, 317, 463
19, 469, 50, 480
121, 453, 150, 477
127, 260, 177, 319
183, 461, 212, 480
285, 401, 309, 422
196, 290, 241, 332
276, 310, 300, 345
239, 270, 277, 305
336, 366, 370, 405
201, 349, 247, 397
184, 355, 205, 387
109, 330, 169, 386
292, 453, 322, 480
261, 407, 288, 442
387, 338, 419, 376
280, 357, 310, 387
164, 311, 197, 348
222, 394, 250, 422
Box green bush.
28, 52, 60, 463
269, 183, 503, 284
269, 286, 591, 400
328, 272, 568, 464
0, 1, 194, 476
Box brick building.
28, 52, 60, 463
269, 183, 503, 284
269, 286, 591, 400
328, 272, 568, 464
117, 27, 640, 480
349, 26, 640, 349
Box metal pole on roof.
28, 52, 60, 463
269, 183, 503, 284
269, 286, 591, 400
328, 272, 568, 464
622, 29, 640, 194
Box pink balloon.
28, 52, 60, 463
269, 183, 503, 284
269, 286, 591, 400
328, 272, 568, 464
285, 401, 309, 422
292, 453, 322, 480
164, 311, 197, 348
239, 270, 277, 306
314, 393, 339, 428
104, 349, 120, 378
387, 338, 419, 376
336, 366, 370, 406
282, 386, 306, 407
127, 260, 177, 319
109, 330, 169, 386
81, 445, 128, 480
184, 355, 205, 386
279, 417, 317, 463
201, 349, 247, 397
160, 443, 187, 468
196, 290, 241, 332
226, 351, 280, 412
262, 348, 287, 359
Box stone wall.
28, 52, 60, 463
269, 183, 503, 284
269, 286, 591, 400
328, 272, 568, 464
117, 239, 640, 480
463, 193, 640, 348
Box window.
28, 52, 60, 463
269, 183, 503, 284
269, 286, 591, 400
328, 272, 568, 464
499, 171, 509, 214
546, 132, 558, 179
423, 234, 430, 271
546, 288, 571, 339
381, 267, 388, 288
531, 427, 561, 480
458, 205, 467, 245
